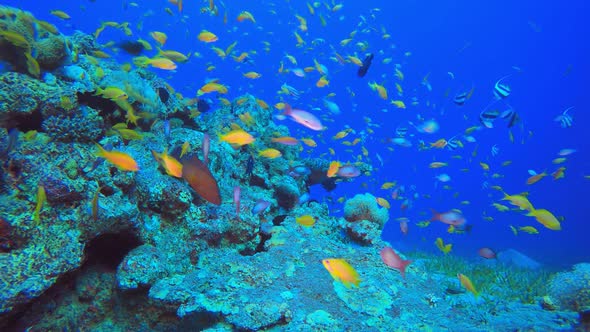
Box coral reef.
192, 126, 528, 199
344, 193, 389, 226
548, 263, 590, 312
0, 5, 583, 331
0, 6, 69, 75
343, 193, 389, 244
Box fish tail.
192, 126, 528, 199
94, 143, 106, 157
400, 260, 412, 279
429, 208, 439, 221
282, 103, 292, 115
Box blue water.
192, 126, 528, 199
6, 0, 588, 267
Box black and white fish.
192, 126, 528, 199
493, 75, 512, 99
500, 108, 519, 128
554, 107, 573, 128
446, 136, 461, 150
479, 109, 501, 128
453, 91, 468, 106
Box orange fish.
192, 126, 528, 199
552, 167, 565, 180
271, 136, 299, 146
458, 273, 479, 297
182, 156, 221, 205
237, 11, 255, 23
95, 143, 138, 171
152, 149, 183, 178
322, 258, 361, 288
243, 71, 261, 79
219, 129, 255, 146
327, 161, 341, 177
316, 76, 329, 88
430, 139, 447, 148
526, 172, 547, 185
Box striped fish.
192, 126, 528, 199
493, 75, 512, 99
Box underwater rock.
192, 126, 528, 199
0, 225, 83, 318
496, 249, 541, 270
68, 31, 98, 56
548, 263, 590, 312
0, 72, 103, 142
273, 175, 300, 210
0, 72, 55, 128
305, 310, 341, 330
79, 191, 138, 241
345, 219, 381, 245
136, 170, 193, 219
116, 244, 168, 291
343, 193, 389, 227
41, 167, 85, 204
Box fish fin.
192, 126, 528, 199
400, 260, 412, 279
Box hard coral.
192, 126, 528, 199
548, 263, 590, 312
343, 193, 389, 227
0, 6, 68, 75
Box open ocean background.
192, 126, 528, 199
5, 0, 588, 268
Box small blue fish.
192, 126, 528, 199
163, 119, 171, 139
251, 199, 271, 215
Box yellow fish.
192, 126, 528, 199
526, 209, 561, 231
322, 258, 361, 288
301, 138, 317, 147
502, 193, 534, 212
218, 129, 255, 146
519, 226, 539, 234
258, 148, 282, 159
50, 10, 71, 20
381, 182, 396, 189
33, 185, 46, 225
458, 273, 479, 297
296, 215, 315, 227
368, 82, 388, 100
376, 197, 390, 209
435, 237, 452, 254
243, 71, 261, 79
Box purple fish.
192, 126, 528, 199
337, 165, 361, 178
251, 199, 271, 215
283, 104, 323, 131
233, 186, 241, 220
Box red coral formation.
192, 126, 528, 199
181, 156, 221, 205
